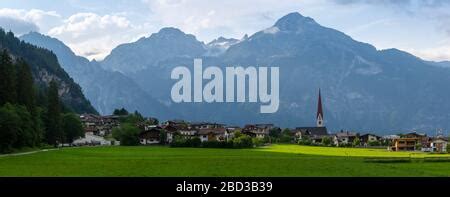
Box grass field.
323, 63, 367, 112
0, 144, 449, 177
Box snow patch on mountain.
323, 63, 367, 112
205, 36, 240, 56
354, 56, 382, 75
263, 26, 280, 34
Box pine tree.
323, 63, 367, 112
16, 60, 42, 146
45, 80, 63, 145
13, 104, 34, 148
0, 103, 19, 153
0, 49, 17, 105
113, 108, 129, 116
16, 60, 36, 112
62, 113, 84, 143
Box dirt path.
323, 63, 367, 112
0, 148, 59, 157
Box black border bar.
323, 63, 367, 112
1, 177, 448, 195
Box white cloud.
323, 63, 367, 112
0, 8, 61, 32
48, 12, 150, 60
24, 9, 60, 24
66, 36, 118, 61
0, 7, 153, 60
406, 46, 450, 62
0, 17, 39, 35
332, 0, 450, 61
49, 13, 130, 39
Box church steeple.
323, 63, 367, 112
316, 89, 324, 127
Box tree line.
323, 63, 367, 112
111, 109, 152, 146
0, 49, 83, 153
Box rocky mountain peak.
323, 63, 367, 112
274, 12, 319, 31
150, 27, 198, 42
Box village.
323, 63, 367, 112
74, 90, 449, 153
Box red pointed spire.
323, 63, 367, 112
317, 88, 323, 120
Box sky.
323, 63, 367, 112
0, 0, 449, 61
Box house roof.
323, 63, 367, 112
244, 129, 268, 134
197, 128, 226, 135
139, 132, 159, 139
163, 124, 188, 131
394, 138, 419, 141
334, 131, 357, 137
382, 135, 400, 139
139, 128, 161, 138
432, 136, 449, 142
191, 122, 225, 126
310, 135, 329, 140
432, 139, 448, 143
254, 124, 274, 128
404, 132, 426, 137
294, 127, 328, 136
244, 124, 274, 129
360, 133, 381, 138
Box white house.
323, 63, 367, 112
430, 138, 448, 153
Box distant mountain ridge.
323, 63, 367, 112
18, 12, 450, 134
95, 12, 450, 134
427, 60, 450, 68
20, 32, 174, 119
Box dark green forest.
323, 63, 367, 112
0, 29, 91, 153
0, 29, 96, 114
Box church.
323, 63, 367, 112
293, 89, 328, 141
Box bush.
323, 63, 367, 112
233, 135, 253, 148
171, 137, 234, 148
352, 138, 360, 147
170, 136, 187, 147
119, 113, 144, 124
279, 135, 292, 143
170, 134, 255, 149
297, 137, 312, 146
233, 131, 243, 138
415, 143, 422, 150
321, 136, 332, 146
170, 137, 202, 147
337, 143, 352, 147
202, 140, 233, 148
269, 128, 281, 138
263, 136, 270, 144
252, 138, 265, 147
368, 141, 381, 146
112, 123, 140, 146
159, 130, 167, 145
190, 137, 202, 147
282, 128, 291, 136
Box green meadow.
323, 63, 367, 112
0, 145, 449, 177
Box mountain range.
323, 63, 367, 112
20, 32, 174, 120
19, 12, 450, 134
